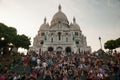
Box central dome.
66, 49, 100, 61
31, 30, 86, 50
51, 5, 69, 25
52, 11, 68, 21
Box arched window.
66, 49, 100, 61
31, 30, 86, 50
58, 32, 61, 40
75, 32, 78, 35
58, 21, 61, 23
41, 33, 45, 36
66, 33, 68, 35
76, 41, 79, 44
51, 38, 53, 42
66, 38, 68, 42
40, 41, 44, 45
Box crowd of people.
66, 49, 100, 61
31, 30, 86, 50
0, 50, 120, 80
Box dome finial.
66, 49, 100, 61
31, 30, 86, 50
44, 17, 46, 23
73, 17, 76, 23
58, 4, 61, 11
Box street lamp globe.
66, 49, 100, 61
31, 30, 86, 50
99, 37, 101, 40
1, 37, 5, 41
99, 37, 102, 49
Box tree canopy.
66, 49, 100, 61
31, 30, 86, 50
116, 38, 120, 47
104, 38, 120, 50
14, 34, 30, 49
0, 23, 31, 54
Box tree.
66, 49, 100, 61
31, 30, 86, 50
0, 23, 31, 54
14, 34, 31, 49
116, 38, 120, 48
0, 23, 17, 54
104, 40, 116, 51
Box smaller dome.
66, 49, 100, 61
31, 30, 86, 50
70, 17, 81, 31
40, 23, 49, 30
39, 17, 49, 31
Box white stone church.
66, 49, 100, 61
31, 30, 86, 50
32, 5, 91, 54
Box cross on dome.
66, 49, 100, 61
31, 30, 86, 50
58, 4, 62, 11
73, 17, 76, 23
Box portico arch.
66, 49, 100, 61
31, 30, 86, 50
48, 47, 54, 52
56, 47, 63, 54
65, 47, 71, 53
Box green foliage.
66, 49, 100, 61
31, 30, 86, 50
116, 38, 120, 47
104, 40, 116, 50
14, 34, 31, 49
104, 38, 120, 50
0, 23, 31, 54
0, 23, 13, 48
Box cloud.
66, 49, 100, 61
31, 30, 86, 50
0, 0, 3, 5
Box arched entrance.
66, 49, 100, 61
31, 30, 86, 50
65, 47, 71, 53
56, 47, 63, 54
48, 47, 54, 52
65, 47, 71, 56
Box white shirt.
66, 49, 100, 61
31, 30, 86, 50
37, 59, 40, 64
42, 62, 47, 68
97, 73, 103, 78
13, 76, 17, 80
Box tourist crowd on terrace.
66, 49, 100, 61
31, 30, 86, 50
0, 50, 120, 80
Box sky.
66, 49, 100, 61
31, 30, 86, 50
0, 0, 120, 52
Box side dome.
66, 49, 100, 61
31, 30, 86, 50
51, 5, 69, 25
40, 23, 49, 31
39, 18, 49, 31
70, 17, 81, 31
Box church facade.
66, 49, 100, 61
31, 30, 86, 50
32, 5, 91, 53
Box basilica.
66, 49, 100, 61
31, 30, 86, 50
32, 5, 91, 54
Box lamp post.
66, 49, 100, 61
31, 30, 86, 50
99, 37, 102, 50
